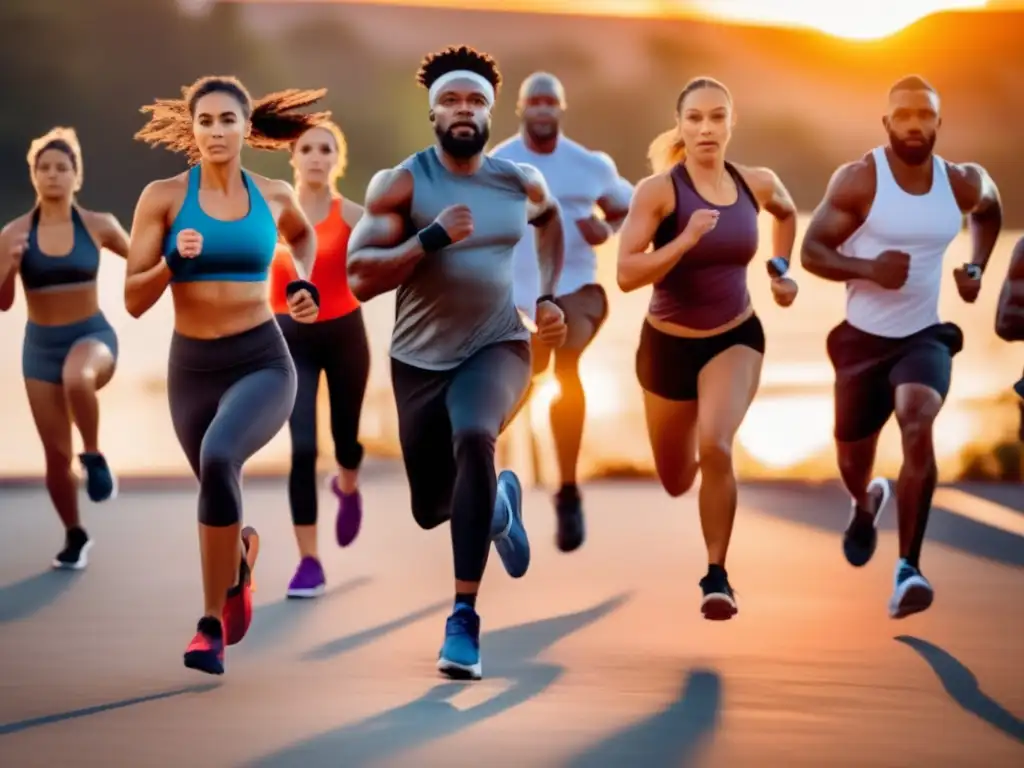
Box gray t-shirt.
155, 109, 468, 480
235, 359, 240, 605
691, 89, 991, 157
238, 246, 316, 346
390, 147, 532, 370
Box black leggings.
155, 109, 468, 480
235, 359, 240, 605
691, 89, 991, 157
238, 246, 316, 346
391, 341, 531, 582
277, 311, 370, 526
168, 320, 298, 527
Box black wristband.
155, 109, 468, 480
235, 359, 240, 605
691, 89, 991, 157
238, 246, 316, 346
286, 279, 320, 308
417, 222, 453, 252
536, 294, 555, 306
766, 257, 789, 278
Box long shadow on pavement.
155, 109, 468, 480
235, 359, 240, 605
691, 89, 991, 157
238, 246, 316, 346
0, 683, 220, 736
564, 668, 722, 768
744, 483, 1024, 568
0, 570, 83, 624
235, 576, 373, 656
248, 592, 632, 767
301, 598, 450, 662
895, 635, 1024, 744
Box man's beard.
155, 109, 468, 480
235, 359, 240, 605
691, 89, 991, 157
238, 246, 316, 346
437, 122, 490, 159
889, 130, 936, 166
526, 120, 559, 142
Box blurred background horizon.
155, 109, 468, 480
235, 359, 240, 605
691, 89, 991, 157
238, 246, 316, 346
1, 0, 1022, 483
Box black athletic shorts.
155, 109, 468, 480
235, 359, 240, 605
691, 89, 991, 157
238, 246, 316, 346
827, 320, 963, 443
636, 313, 766, 402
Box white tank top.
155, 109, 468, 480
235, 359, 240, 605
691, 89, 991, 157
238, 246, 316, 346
840, 146, 963, 338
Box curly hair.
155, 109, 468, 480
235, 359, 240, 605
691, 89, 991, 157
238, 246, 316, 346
27, 126, 84, 191
416, 45, 501, 93
135, 75, 331, 164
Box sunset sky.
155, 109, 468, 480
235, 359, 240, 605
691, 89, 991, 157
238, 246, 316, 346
226, 0, 1021, 40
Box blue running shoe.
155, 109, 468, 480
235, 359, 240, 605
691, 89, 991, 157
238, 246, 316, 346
80, 452, 117, 502
491, 470, 530, 578
888, 559, 934, 619
437, 604, 482, 680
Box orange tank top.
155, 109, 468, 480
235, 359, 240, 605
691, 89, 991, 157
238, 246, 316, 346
269, 197, 359, 321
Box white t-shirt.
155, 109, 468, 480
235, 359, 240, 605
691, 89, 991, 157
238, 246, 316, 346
490, 135, 633, 320
839, 146, 963, 338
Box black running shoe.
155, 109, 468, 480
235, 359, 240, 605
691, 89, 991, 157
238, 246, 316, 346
52, 527, 92, 570
843, 477, 890, 567
554, 485, 585, 553
699, 565, 738, 620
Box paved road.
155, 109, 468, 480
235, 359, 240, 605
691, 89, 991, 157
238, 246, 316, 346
1, 466, 1022, 767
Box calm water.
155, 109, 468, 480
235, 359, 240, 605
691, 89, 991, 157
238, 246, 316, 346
0, 214, 1019, 481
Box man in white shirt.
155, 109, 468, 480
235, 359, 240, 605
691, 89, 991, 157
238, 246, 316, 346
491, 72, 632, 553
801, 75, 1002, 619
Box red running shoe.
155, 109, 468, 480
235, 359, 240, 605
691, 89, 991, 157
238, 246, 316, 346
183, 617, 225, 675
223, 526, 259, 646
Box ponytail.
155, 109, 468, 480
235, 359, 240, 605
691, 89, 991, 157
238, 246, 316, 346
647, 128, 686, 174
135, 76, 329, 164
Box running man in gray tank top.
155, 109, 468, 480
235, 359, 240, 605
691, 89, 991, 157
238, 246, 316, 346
346, 45, 567, 681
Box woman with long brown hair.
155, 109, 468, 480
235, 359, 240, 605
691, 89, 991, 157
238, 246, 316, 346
617, 77, 800, 620
128, 75, 327, 674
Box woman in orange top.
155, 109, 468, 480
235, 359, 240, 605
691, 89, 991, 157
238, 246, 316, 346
270, 120, 369, 598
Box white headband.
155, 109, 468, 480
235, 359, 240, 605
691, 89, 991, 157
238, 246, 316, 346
428, 70, 495, 107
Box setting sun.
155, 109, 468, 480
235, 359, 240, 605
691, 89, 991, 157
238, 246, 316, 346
694, 0, 988, 40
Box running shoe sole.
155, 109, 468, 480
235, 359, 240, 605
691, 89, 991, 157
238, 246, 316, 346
701, 592, 738, 621
889, 583, 934, 619
52, 539, 94, 571
437, 657, 483, 680
183, 649, 225, 675
286, 585, 326, 599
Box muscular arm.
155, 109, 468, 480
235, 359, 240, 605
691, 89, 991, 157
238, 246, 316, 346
616, 174, 693, 293
742, 165, 798, 265
519, 162, 565, 297
800, 161, 875, 283
948, 161, 1003, 274
95, 212, 130, 259
273, 180, 317, 280
125, 181, 174, 318
345, 168, 424, 302
996, 236, 1024, 341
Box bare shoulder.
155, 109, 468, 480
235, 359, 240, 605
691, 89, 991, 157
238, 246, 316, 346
631, 172, 675, 214
0, 212, 33, 240
732, 164, 779, 195
139, 174, 187, 209
365, 167, 413, 214
78, 208, 122, 231
250, 174, 296, 204
943, 160, 994, 211
340, 196, 364, 226
824, 156, 875, 210
944, 160, 987, 188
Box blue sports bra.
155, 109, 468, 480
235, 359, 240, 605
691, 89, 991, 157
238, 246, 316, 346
20, 206, 100, 292
163, 165, 279, 283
